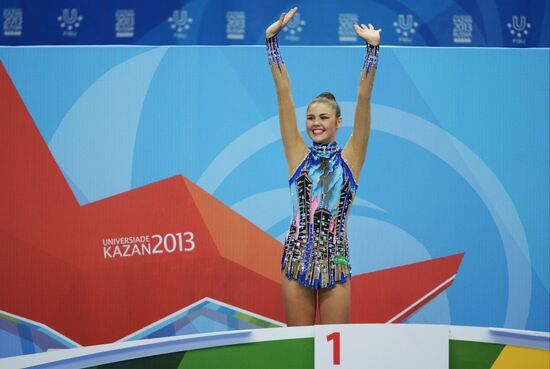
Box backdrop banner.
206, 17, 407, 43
0, 45, 548, 358
0, 0, 549, 47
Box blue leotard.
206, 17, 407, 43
282, 141, 357, 289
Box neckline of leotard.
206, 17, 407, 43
311, 141, 340, 157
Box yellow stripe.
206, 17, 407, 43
491, 345, 550, 369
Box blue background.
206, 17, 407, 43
0, 45, 548, 338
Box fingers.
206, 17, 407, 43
357, 23, 382, 33
283, 7, 298, 25
358, 23, 380, 30
371, 26, 382, 33
267, 8, 298, 37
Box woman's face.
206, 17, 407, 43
306, 102, 342, 144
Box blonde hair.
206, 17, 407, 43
307, 92, 341, 118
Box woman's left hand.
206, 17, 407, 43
354, 23, 381, 46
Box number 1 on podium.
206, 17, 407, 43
326, 331, 341, 365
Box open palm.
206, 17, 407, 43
266, 7, 298, 38
354, 23, 381, 45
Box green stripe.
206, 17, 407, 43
179, 338, 313, 369
0, 311, 19, 323
233, 312, 283, 328
449, 340, 505, 369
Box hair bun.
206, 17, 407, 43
308, 92, 341, 118
317, 92, 336, 101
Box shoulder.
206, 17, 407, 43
339, 149, 360, 187
288, 148, 311, 182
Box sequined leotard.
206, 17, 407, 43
282, 141, 357, 289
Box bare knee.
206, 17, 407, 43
281, 273, 317, 326
318, 281, 351, 324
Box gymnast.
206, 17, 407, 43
266, 7, 381, 325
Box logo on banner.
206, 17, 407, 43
168, 10, 193, 39
102, 232, 196, 259
226, 11, 245, 40
338, 13, 358, 42
283, 12, 306, 41
507, 16, 531, 45
3, 8, 23, 36
393, 14, 418, 43
115, 9, 135, 38
57, 8, 83, 37
452, 15, 472, 44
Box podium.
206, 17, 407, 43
1, 325, 548, 369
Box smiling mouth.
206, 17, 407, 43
311, 128, 325, 135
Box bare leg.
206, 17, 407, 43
318, 280, 351, 324
281, 273, 317, 326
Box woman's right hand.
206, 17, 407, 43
265, 7, 298, 39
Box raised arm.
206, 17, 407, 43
266, 8, 308, 177
342, 24, 381, 182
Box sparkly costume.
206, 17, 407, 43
282, 142, 357, 289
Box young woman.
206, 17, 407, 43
266, 7, 381, 326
